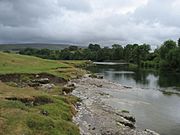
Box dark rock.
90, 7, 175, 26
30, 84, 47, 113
116, 120, 135, 128
122, 115, 136, 123
67, 83, 76, 88
76, 102, 81, 107
89, 74, 98, 78
41, 110, 49, 116
99, 92, 109, 96
116, 112, 136, 123
123, 86, 132, 89
28, 82, 40, 87
62, 86, 74, 93
97, 84, 103, 87
101, 130, 119, 135
145, 129, 160, 135
97, 75, 104, 79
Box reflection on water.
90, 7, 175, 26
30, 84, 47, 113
88, 63, 180, 135
89, 64, 180, 90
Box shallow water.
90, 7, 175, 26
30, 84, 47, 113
88, 63, 180, 135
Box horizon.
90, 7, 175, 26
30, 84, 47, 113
0, 38, 179, 50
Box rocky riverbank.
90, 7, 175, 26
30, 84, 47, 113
71, 75, 159, 135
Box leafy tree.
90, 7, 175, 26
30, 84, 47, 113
73, 51, 83, 60
112, 44, 123, 60
18, 38, 180, 72
59, 50, 72, 60
159, 40, 176, 59
166, 48, 180, 71
88, 44, 101, 51
68, 46, 78, 51
178, 38, 180, 47
112, 44, 122, 49
123, 44, 134, 62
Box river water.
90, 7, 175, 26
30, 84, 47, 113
88, 62, 180, 135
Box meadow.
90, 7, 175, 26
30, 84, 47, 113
0, 52, 87, 135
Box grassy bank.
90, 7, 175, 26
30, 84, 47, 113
0, 52, 87, 80
0, 52, 88, 135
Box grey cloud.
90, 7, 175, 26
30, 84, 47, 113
133, 0, 180, 27
0, 0, 179, 47
57, 0, 91, 12
0, 0, 59, 27
0, 0, 91, 27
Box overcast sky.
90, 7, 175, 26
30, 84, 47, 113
0, 0, 180, 48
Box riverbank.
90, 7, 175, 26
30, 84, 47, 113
0, 52, 88, 135
71, 75, 159, 135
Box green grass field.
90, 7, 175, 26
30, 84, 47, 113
0, 52, 87, 135
0, 52, 87, 79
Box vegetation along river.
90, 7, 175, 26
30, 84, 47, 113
87, 62, 180, 135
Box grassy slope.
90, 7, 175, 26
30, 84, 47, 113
0, 52, 87, 80
0, 43, 71, 51
0, 52, 87, 135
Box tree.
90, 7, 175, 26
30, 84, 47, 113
112, 44, 123, 60
166, 48, 180, 71
88, 44, 101, 51
18, 38, 180, 72
132, 45, 141, 65
68, 46, 78, 51
112, 44, 122, 49
138, 44, 151, 61
178, 38, 180, 47
159, 40, 177, 59
59, 50, 72, 60
123, 44, 134, 62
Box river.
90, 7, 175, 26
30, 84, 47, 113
88, 62, 180, 135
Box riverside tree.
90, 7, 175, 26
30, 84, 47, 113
19, 38, 180, 72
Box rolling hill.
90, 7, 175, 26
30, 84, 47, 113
0, 43, 83, 51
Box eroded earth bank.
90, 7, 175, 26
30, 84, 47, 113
71, 75, 159, 135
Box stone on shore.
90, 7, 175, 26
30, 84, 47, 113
72, 75, 159, 135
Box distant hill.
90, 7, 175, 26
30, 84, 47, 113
0, 43, 82, 51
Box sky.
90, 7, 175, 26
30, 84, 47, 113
0, 0, 180, 48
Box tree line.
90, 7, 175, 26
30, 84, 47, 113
19, 38, 180, 72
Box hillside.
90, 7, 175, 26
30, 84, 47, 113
0, 52, 88, 135
0, 43, 82, 51
0, 52, 87, 79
